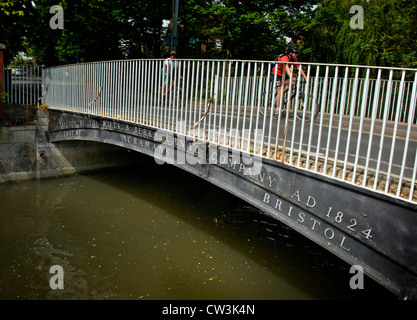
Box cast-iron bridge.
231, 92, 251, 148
43, 59, 417, 295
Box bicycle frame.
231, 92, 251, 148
265, 79, 318, 122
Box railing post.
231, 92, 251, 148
397, 71, 417, 198
0, 43, 6, 119
281, 65, 294, 162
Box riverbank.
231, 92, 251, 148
0, 104, 142, 183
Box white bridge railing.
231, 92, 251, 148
43, 59, 417, 204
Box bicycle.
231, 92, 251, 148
263, 80, 319, 123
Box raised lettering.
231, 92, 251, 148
310, 217, 320, 230
268, 176, 277, 187
291, 190, 300, 202
324, 228, 335, 240
257, 172, 265, 183
340, 236, 351, 251
306, 195, 316, 208
274, 199, 282, 211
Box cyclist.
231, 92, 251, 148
162, 51, 181, 95
272, 46, 307, 114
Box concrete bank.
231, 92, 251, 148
0, 108, 143, 183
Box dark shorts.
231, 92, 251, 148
272, 75, 284, 88
274, 79, 282, 88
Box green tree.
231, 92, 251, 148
304, 0, 417, 68
25, 0, 172, 65
179, 0, 318, 60
0, 0, 34, 64
6, 0, 415, 68
4, 0, 319, 64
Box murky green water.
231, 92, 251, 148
0, 156, 394, 300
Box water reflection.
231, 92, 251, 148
0, 156, 394, 299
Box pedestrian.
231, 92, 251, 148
162, 51, 181, 95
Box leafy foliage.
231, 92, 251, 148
304, 0, 417, 68
1, 0, 416, 68
0, 0, 34, 63
179, 0, 317, 59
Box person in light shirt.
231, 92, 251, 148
162, 51, 181, 94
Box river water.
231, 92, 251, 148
0, 155, 394, 300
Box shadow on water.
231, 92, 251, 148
0, 150, 395, 300
86, 153, 395, 300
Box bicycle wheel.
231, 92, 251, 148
261, 89, 289, 116
259, 90, 275, 115
295, 92, 319, 123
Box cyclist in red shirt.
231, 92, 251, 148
272, 46, 307, 114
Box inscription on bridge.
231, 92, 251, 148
60, 119, 99, 129
62, 129, 81, 137
59, 119, 155, 140
101, 121, 155, 140
120, 134, 155, 151
220, 157, 376, 254
262, 191, 352, 251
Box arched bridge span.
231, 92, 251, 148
49, 109, 417, 295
